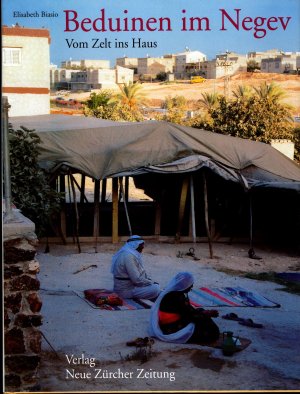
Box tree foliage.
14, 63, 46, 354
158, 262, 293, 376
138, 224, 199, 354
190, 82, 295, 144
247, 60, 260, 72
8, 125, 62, 236
85, 90, 112, 110
109, 82, 146, 110
294, 126, 300, 163
83, 83, 145, 121
198, 92, 220, 111
156, 95, 187, 124
156, 72, 168, 81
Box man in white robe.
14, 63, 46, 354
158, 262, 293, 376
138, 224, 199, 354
111, 235, 160, 300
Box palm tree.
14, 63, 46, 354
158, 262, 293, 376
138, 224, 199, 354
232, 85, 253, 100
253, 82, 286, 102
198, 92, 219, 111
109, 82, 146, 110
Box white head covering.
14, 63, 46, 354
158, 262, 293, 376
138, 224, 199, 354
148, 272, 195, 343
111, 235, 145, 274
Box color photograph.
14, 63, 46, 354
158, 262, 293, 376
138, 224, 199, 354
2, 0, 300, 393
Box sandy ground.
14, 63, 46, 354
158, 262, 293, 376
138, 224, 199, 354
36, 241, 300, 392
51, 72, 300, 115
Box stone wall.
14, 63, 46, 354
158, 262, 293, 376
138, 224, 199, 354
4, 210, 42, 392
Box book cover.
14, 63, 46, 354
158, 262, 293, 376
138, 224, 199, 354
2, 0, 300, 393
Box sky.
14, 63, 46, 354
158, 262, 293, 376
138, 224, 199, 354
2, 0, 300, 67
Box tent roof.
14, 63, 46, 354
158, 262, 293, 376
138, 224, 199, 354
10, 115, 300, 189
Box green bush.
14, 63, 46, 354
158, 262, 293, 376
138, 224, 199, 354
8, 124, 63, 237
156, 72, 167, 81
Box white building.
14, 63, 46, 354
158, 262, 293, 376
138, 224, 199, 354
261, 53, 300, 74
50, 68, 80, 89
116, 57, 138, 71
175, 50, 207, 77
247, 49, 282, 64
2, 25, 50, 116
115, 66, 134, 84
61, 59, 110, 69
271, 139, 295, 160
200, 52, 247, 79
61, 59, 81, 68
69, 66, 134, 90
86, 69, 116, 89
81, 59, 110, 69
137, 56, 175, 77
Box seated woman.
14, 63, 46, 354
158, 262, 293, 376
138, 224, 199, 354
148, 271, 220, 344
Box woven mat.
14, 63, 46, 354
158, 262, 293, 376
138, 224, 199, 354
189, 286, 280, 308
74, 285, 280, 311
74, 290, 154, 310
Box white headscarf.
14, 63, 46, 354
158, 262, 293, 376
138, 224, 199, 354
148, 272, 195, 343
111, 235, 145, 274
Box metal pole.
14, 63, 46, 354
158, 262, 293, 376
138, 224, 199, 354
2, 96, 14, 222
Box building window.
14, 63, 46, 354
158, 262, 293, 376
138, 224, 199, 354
3, 47, 22, 65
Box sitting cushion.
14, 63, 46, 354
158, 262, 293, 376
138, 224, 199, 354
84, 289, 123, 307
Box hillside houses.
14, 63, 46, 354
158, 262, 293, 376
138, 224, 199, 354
50, 60, 133, 91
51, 48, 299, 92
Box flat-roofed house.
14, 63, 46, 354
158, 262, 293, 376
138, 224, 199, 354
175, 50, 207, 78
261, 52, 300, 74
81, 59, 110, 69
116, 57, 138, 75
61, 59, 81, 68
115, 66, 134, 84
200, 52, 247, 79
247, 49, 281, 65
2, 25, 51, 116
137, 57, 175, 78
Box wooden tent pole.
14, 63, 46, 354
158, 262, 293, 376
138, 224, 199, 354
101, 179, 107, 203
112, 177, 119, 243
70, 174, 81, 253
80, 174, 86, 204
176, 176, 189, 242
155, 201, 162, 239
125, 176, 129, 202
119, 177, 132, 236
190, 174, 196, 244
59, 175, 67, 243
70, 174, 89, 203
67, 174, 76, 245
93, 179, 100, 253
202, 172, 213, 259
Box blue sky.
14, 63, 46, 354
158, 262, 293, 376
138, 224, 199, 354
2, 0, 300, 66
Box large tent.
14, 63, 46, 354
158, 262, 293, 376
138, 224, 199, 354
9, 115, 300, 251
10, 114, 300, 189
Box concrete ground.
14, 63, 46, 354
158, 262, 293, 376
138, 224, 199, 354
36, 242, 300, 392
